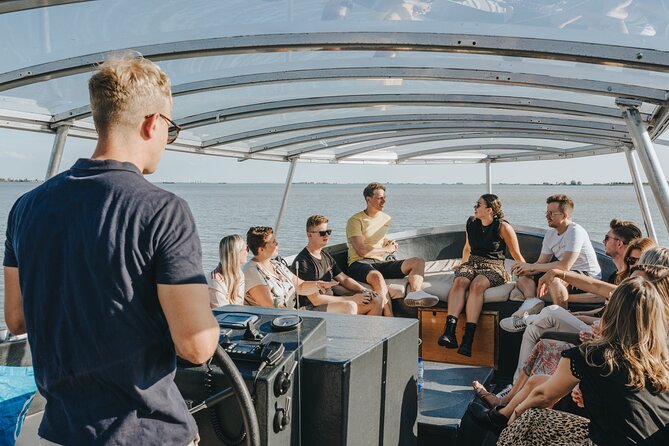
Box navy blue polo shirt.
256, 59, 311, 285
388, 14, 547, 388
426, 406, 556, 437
3, 159, 206, 445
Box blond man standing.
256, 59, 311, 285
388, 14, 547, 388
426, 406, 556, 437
3, 54, 218, 445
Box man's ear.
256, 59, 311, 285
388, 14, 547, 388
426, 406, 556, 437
142, 114, 159, 140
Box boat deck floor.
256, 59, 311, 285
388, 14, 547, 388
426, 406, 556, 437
418, 361, 493, 446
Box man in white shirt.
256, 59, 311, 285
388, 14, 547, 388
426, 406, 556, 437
512, 194, 601, 308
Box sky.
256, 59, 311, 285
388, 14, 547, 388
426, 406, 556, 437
1, 127, 668, 185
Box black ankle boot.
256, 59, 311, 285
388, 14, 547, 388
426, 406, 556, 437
468, 402, 508, 435
438, 315, 459, 348
458, 322, 477, 357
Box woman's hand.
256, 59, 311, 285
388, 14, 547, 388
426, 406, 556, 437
317, 280, 338, 293
512, 262, 534, 277
579, 329, 594, 343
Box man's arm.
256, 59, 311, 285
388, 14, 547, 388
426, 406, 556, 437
513, 252, 577, 275
538, 269, 616, 298
334, 272, 367, 293
348, 235, 395, 259
3, 267, 25, 335
157, 283, 219, 365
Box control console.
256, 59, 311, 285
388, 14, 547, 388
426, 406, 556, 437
175, 307, 326, 446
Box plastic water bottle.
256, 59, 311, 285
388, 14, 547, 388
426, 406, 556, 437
417, 356, 424, 393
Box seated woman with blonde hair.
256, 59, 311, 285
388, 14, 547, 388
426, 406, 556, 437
208, 234, 248, 307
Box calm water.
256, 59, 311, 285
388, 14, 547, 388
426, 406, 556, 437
1, 182, 668, 329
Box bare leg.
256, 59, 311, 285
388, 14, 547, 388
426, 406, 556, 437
365, 270, 393, 316
503, 371, 530, 404
471, 370, 530, 407
354, 294, 383, 316
401, 256, 425, 292
516, 275, 536, 299
548, 277, 570, 309
498, 374, 551, 419
465, 275, 491, 323
447, 276, 471, 317
326, 301, 357, 314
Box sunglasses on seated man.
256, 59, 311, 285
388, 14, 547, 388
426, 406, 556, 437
309, 229, 332, 236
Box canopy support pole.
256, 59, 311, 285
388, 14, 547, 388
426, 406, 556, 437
624, 147, 657, 241
45, 125, 69, 180
619, 100, 669, 234
275, 158, 298, 237
485, 160, 492, 194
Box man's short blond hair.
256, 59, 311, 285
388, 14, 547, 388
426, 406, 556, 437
88, 52, 172, 133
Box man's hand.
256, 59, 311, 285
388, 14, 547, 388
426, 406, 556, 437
384, 240, 399, 254
350, 292, 372, 306
511, 262, 534, 277
537, 268, 563, 296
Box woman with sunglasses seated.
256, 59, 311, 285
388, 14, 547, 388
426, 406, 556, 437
207, 234, 248, 308
242, 226, 337, 309
495, 276, 669, 446
439, 194, 527, 357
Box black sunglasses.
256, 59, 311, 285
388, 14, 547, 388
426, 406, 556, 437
146, 113, 181, 144
604, 234, 626, 244
309, 229, 332, 237
625, 256, 640, 266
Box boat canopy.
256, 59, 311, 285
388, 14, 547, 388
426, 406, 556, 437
2, 0, 669, 234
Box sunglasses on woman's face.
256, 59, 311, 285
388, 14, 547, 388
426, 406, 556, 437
625, 256, 640, 266
309, 229, 332, 237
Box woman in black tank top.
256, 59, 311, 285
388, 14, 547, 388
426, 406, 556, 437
439, 194, 527, 357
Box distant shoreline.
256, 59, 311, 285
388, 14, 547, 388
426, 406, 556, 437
0, 180, 646, 186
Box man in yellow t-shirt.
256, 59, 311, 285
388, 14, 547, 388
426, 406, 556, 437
346, 182, 438, 316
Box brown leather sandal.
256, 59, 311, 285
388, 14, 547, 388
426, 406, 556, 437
472, 380, 502, 409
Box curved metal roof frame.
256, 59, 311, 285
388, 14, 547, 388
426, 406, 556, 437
1, 9, 668, 169
202, 114, 631, 148
251, 122, 628, 155
177, 94, 634, 129
50, 66, 669, 124
3, 31, 669, 93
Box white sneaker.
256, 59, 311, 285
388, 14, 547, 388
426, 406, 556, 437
500, 313, 537, 333
496, 384, 512, 400
511, 297, 544, 318
404, 289, 439, 307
